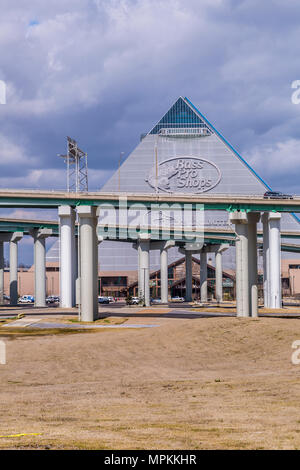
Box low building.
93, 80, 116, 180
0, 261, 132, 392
128, 256, 235, 300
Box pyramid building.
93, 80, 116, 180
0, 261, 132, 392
47, 96, 300, 284
98, 97, 300, 269
103, 96, 272, 197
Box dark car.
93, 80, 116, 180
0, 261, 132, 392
46, 295, 59, 304
263, 191, 293, 200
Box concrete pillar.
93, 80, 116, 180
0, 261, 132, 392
230, 212, 249, 317
137, 243, 142, 298
215, 251, 222, 303
35, 237, 46, 307
95, 235, 103, 303
59, 206, 76, 308
139, 236, 150, 307
30, 229, 53, 307
160, 247, 168, 304
269, 212, 281, 309
0, 242, 4, 304
72, 231, 77, 307
10, 240, 18, 305
75, 235, 80, 306
200, 251, 207, 302
93, 216, 99, 314
157, 240, 175, 304
248, 213, 260, 317
185, 251, 193, 302
77, 206, 98, 321
215, 244, 229, 303
9, 232, 23, 305
262, 212, 270, 308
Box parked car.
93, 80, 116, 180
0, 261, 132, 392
127, 297, 140, 305
19, 295, 34, 303
107, 297, 115, 303
263, 191, 293, 199
171, 296, 185, 302
46, 295, 59, 304
151, 298, 162, 304
98, 296, 110, 304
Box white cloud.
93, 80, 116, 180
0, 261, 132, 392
0, 134, 37, 166
0, 168, 64, 190
2, 208, 56, 220
246, 138, 300, 191
0, 0, 228, 114
0, 165, 112, 191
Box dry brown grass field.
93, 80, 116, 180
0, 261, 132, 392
1, 314, 300, 449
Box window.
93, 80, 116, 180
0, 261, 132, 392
100, 276, 127, 287
150, 97, 211, 135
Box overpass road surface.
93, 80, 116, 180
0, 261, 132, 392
0, 189, 299, 212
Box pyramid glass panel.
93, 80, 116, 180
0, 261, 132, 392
149, 97, 211, 135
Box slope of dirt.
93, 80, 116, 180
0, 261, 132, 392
0, 316, 300, 449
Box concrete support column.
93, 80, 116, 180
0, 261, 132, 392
10, 241, 18, 305
9, 232, 23, 305
137, 243, 142, 298
185, 251, 193, 302
215, 244, 229, 304
269, 212, 281, 309
35, 237, 46, 307
93, 216, 99, 314
30, 229, 53, 308
71, 231, 77, 307
75, 235, 80, 306
0, 242, 4, 304
77, 206, 98, 321
160, 248, 168, 304
262, 212, 270, 308
59, 206, 76, 308
139, 236, 150, 307
230, 212, 249, 317
157, 240, 175, 304
215, 251, 222, 303
248, 213, 260, 317
200, 251, 207, 302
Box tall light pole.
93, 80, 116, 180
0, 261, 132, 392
59, 137, 88, 192
118, 151, 125, 192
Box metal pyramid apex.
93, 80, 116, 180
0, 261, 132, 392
149, 96, 211, 136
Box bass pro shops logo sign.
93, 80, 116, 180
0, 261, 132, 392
146, 156, 221, 193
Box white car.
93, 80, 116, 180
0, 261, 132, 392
171, 296, 185, 302
19, 295, 34, 303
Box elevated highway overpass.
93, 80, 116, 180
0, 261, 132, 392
0, 189, 299, 212
0, 191, 299, 320
0, 218, 300, 249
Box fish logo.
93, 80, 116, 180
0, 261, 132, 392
146, 156, 221, 193
145, 162, 179, 191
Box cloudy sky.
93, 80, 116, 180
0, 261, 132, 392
1, 0, 300, 262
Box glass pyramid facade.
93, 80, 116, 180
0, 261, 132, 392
149, 97, 211, 135
101, 96, 278, 197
